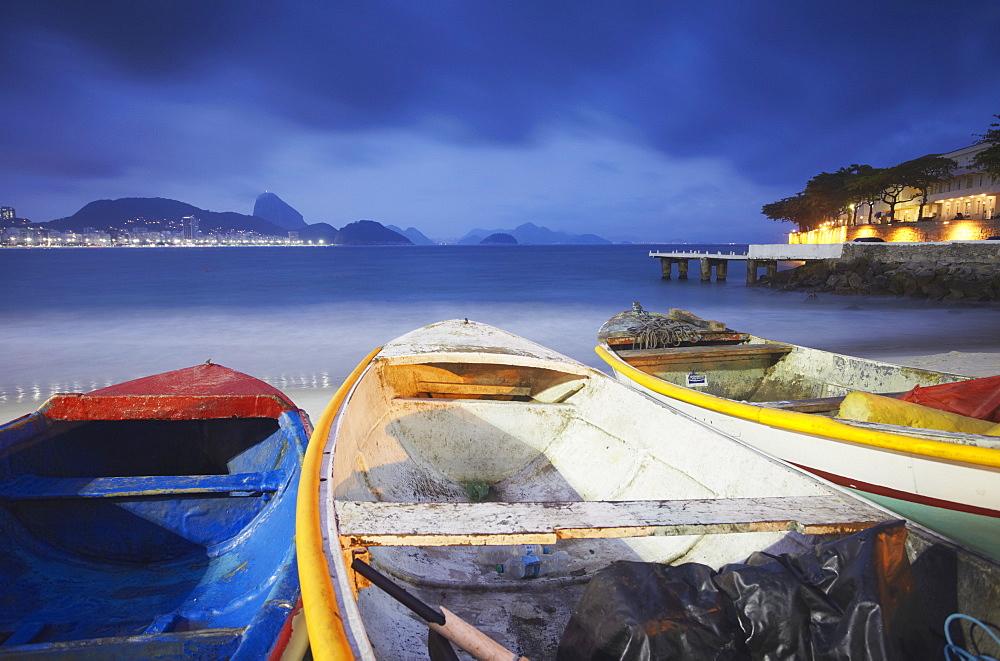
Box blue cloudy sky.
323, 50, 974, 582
3, 1, 999, 242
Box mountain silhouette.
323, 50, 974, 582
386, 224, 436, 245
298, 222, 338, 244
253, 192, 307, 230
334, 220, 411, 245
457, 222, 610, 245
43, 198, 287, 235
479, 233, 517, 245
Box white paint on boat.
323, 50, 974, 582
597, 314, 1000, 561
308, 320, 1000, 659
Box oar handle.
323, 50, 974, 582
350, 558, 530, 661
430, 607, 530, 661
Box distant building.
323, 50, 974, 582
919, 143, 998, 222
182, 216, 200, 241
0, 207, 14, 222
857, 143, 998, 223
792, 142, 1000, 244
2, 226, 50, 246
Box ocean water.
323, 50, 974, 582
2, 244, 999, 419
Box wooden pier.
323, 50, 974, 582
650, 244, 844, 285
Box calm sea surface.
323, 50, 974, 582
2, 244, 999, 415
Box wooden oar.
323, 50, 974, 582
351, 558, 530, 661
428, 630, 460, 661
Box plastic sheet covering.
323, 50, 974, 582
900, 374, 1000, 423
558, 521, 934, 661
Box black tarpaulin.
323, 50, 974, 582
557, 521, 933, 660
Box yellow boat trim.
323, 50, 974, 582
595, 345, 1000, 470
296, 347, 382, 661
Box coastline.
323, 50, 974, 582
2, 351, 998, 427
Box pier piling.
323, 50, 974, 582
659, 257, 690, 280
699, 258, 711, 281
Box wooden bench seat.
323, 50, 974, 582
336, 496, 890, 547
618, 344, 793, 368
0, 471, 285, 499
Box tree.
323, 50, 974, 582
875, 171, 918, 221
847, 167, 887, 224
804, 168, 855, 223
894, 155, 956, 220
762, 193, 825, 232
972, 114, 1000, 180
805, 164, 876, 226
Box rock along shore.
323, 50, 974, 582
758, 241, 1000, 302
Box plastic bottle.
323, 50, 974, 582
495, 550, 570, 579
475, 544, 552, 565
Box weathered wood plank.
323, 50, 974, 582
618, 344, 793, 363
336, 496, 889, 547
0, 471, 284, 499
417, 381, 531, 396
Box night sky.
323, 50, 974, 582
3, 1, 999, 242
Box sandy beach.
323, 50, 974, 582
888, 351, 1000, 378
2, 350, 998, 427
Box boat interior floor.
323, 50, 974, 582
0, 416, 300, 649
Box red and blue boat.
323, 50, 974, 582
0, 363, 309, 659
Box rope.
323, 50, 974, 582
627, 316, 703, 349
945, 613, 1000, 661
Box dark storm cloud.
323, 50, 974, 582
0, 1, 242, 76
3, 0, 999, 236
10, 2, 999, 164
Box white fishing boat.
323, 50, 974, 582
298, 319, 1000, 660
596, 303, 1000, 561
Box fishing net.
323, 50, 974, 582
626, 316, 703, 349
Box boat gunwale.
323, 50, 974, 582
596, 344, 1000, 470
37, 392, 298, 421
297, 347, 381, 661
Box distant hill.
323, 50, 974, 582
42, 197, 287, 235
334, 220, 411, 245
253, 192, 307, 230
457, 222, 610, 245
479, 233, 517, 245
298, 222, 338, 244
386, 224, 436, 245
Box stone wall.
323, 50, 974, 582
790, 218, 1000, 244
759, 242, 1000, 302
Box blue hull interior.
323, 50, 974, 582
0, 409, 306, 659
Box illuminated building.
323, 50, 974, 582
182, 216, 200, 241
791, 143, 999, 244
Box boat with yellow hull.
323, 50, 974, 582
596, 304, 1000, 561
298, 319, 1000, 659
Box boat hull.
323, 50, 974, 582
600, 350, 1000, 561
0, 364, 309, 659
